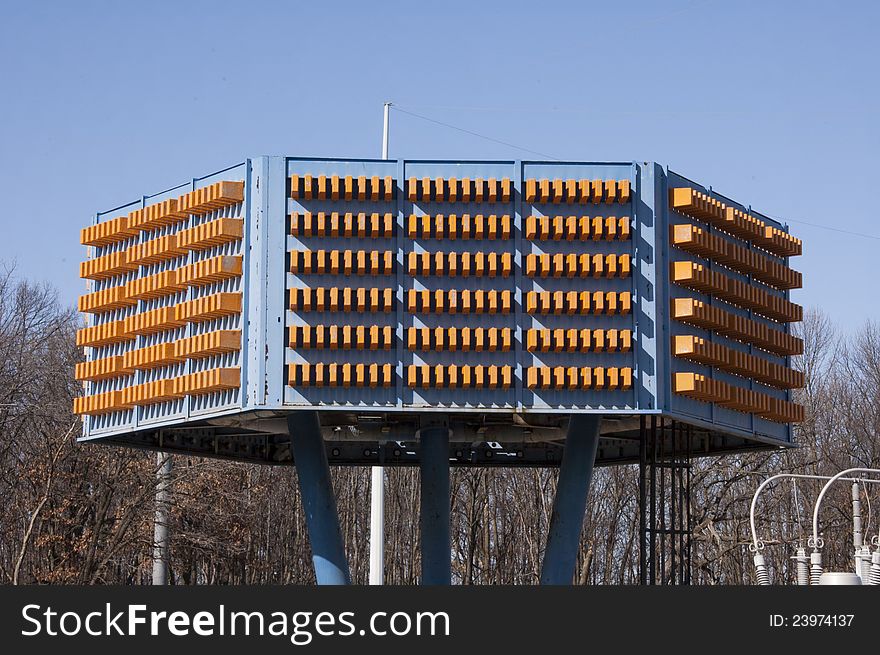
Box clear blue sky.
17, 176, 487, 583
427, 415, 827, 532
1, 0, 877, 331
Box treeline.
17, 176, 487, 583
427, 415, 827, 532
1, 266, 877, 584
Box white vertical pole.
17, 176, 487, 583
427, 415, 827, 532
369, 102, 391, 586
152, 452, 172, 585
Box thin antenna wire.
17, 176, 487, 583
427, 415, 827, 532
393, 104, 880, 241
391, 105, 560, 160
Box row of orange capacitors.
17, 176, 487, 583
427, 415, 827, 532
288, 363, 394, 388
526, 366, 633, 390
290, 174, 394, 202
525, 328, 632, 353
289, 287, 394, 313
407, 251, 513, 277
289, 325, 394, 350
525, 215, 630, 241
407, 327, 512, 352
525, 253, 631, 278
290, 211, 394, 238
289, 250, 394, 275
524, 178, 630, 204
407, 365, 513, 389
407, 177, 512, 203
407, 289, 513, 314
407, 214, 512, 240
524, 291, 632, 315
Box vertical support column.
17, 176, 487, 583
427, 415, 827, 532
419, 424, 451, 585
540, 414, 601, 585
288, 411, 351, 585
152, 452, 172, 585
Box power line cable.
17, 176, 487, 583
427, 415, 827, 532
392, 105, 880, 241
391, 105, 559, 160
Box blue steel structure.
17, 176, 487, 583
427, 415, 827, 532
74, 156, 804, 585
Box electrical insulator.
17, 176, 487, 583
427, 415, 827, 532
753, 552, 771, 586
795, 547, 809, 586
810, 551, 823, 585
870, 551, 880, 586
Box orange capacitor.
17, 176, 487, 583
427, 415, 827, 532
302, 325, 312, 348
443, 364, 455, 388
501, 252, 512, 277
487, 214, 498, 239
604, 180, 617, 204
604, 216, 617, 240
526, 330, 538, 352
303, 175, 314, 200
618, 180, 631, 204
327, 363, 339, 387
330, 175, 340, 200
407, 366, 418, 388
594, 367, 606, 389
565, 253, 577, 278
448, 327, 458, 351
525, 179, 538, 202
552, 253, 564, 277
606, 254, 618, 278
435, 214, 444, 239
420, 214, 431, 238
620, 330, 632, 352
525, 291, 537, 314
434, 326, 445, 352
383, 250, 393, 275
328, 287, 340, 312
580, 367, 592, 388
621, 368, 633, 389
566, 328, 579, 352
591, 253, 604, 277
592, 291, 605, 314
407, 328, 418, 350
447, 177, 458, 202
357, 176, 367, 201
459, 326, 470, 352
553, 367, 565, 388
316, 175, 327, 200
539, 179, 550, 202
501, 329, 512, 352
591, 179, 602, 203
579, 216, 591, 240
500, 214, 511, 239
474, 215, 485, 239
343, 175, 354, 200
580, 328, 592, 351
460, 178, 472, 202
578, 179, 590, 204
461, 365, 472, 388
434, 365, 444, 388
552, 216, 565, 240
342, 325, 353, 349
407, 177, 418, 201
526, 367, 538, 389
330, 250, 340, 275
369, 325, 380, 350
434, 289, 445, 313
501, 291, 512, 314
538, 217, 550, 240
369, 250, 380, 274
552, 328, 564, 352
487, 365, 499, 389
564, 290, 577, 315
474, 178, 485, 202
566, 179, 578, 203
407, 214, 418, 238
383, 212, 393, 237
461, 214, 471, 239
607, 329, 619, 351
619, 254, 631, 277
525, 254, 537, 276
341, 363, 352, 387
407, 251, 418, 275
567, 367, 579, 389
487, 178, 498, 203
565, 215, 577, 240
501, 178, 512, 202
550, 290, 562, 314
447, 214, 458, 239
421, 177, 432, 202
383, 176, 393, 201
593, 329, 605, 351
525, 215, 538, 240
501, 366, 512, 389
434, 251, 445, 276
343, 212, 353, 236
592, 216, 603, 239
435, 177, 445, 201
474, 365, 485, 387
620, 291, 632, 314
367, 363, 379, 388
552, 178, 564, 203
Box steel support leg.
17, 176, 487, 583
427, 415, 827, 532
419, 425, 451, 585
288, 411, 351, 585
540, 415, 601, 585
